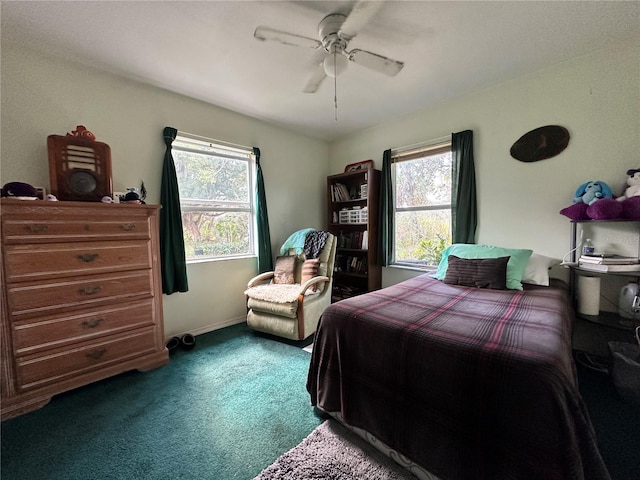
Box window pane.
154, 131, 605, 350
174, 150, 249, 203
395, 209, 451, 266
395, 152, 452, 208
172, 134, 255, 263
182, 210, 250, 260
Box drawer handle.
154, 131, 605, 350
82, 317, 104, 328
79, 285, 101, 295
77, 253, 99, 263
121, 224, 136, 231
86, 348, 107, 360
28, 224, 48, 233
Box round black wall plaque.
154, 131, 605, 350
510, 125, 570, 162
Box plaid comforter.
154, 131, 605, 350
307, 275, 610, 480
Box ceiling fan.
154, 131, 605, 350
253, 1, 405, 95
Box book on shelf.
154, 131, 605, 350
579, 254, 639, 265
337, 231, 367, 249
334, 253, 368, 274
578, 261, 640, 272
331, 183, 352, 202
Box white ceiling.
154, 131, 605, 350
2, 1, 639, 141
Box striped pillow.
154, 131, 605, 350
443, 255, 509, 290
301, 258, 320, 291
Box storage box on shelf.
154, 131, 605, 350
327, 168, 381, 302
339, 207, 368, 224
0, 199, 168, 419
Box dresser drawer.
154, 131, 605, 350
3, 240, 151, 282
6, 270, 154, 321
15, 327, 158, 392
1, 215, 150, 244
11, 299, 156, 356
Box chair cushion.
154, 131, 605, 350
246, 284, 300, 318
247, 298, 298, 318
273, 255, 296, 284
246, 284, 307, 302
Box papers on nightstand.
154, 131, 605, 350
579, 254, 639, 265
578, 254, 640, 272
579, 256, 640, 273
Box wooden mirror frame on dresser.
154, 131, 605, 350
0, 199, 169, 420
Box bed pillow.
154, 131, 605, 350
432, 244, 533, 290
443, 255, 509, 290
273, 255, 296, 284
522, 253, 558, 286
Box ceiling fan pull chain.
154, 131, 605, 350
334, 52, 338, 121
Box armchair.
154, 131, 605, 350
246, 233, 336, 341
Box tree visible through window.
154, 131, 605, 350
172, 135, 255, 262
393, 142, 452, 267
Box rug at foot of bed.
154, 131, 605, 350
253, 419, 418, 480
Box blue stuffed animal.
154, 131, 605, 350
573, 181, 613, 205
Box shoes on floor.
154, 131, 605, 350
166, 336, 181, 355
166, 334, 197, 354
181, 333, 196, 350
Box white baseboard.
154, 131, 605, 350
166, 316, 246, 340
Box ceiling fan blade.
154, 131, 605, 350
254, 26, 321, 49
348, 49, 404, 76
339, 0, 385, 40
303, 64, 327, 93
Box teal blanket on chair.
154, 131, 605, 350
279, 228, 314, 255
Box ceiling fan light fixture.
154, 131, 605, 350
323, 51, 348, 78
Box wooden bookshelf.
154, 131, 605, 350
327, 168, 381, 301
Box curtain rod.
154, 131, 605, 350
177, 130, 253, 153
392, 134, 451, 155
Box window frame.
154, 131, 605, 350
391, 140, 453, 269
172, 133, 257, 264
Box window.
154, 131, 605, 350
392, 141, 452, 267
172, 134, 255, 263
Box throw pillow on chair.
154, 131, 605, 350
273, 256, 297, 284
301, 258, 320, 291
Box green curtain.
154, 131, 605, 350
451, 130, 477, 244
160, 127, 188, 294
378, 149, 394, 266
253, 147, 273, 273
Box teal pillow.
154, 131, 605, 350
432, 244, 533, 290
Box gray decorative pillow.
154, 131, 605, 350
273, 256, 296, 284
443, 255, 509, 290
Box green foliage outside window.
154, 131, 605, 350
173, 142, 253, 262
394, 150, 452, 266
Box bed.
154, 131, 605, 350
306, 274, 610, 480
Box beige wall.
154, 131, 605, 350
3, 34, 639, 333
328, 36, 640, 289
1, 43, 329, 337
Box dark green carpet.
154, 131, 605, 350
1, 323, 323, 480
2, 323, 638, 479
576, 361, 640, 480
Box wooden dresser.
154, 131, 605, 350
0, 199, 168, 419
